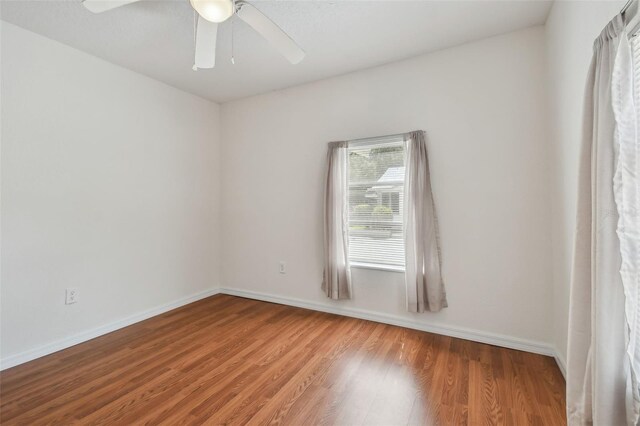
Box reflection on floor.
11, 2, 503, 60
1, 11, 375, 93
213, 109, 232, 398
0, 294, 566, 425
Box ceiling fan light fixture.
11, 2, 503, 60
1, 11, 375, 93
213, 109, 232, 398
82, 0, 305, 67
190, 0, 234, 23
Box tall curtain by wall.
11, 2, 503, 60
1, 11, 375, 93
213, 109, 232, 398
322, 141, 352, 300
403, 131, 447, 313
567, 13, 640, 426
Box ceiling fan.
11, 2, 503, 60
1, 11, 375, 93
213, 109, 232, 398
81, 0, 305, 69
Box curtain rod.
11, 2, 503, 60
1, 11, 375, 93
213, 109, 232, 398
347, 130, 422, 145
622, 0, 634, 14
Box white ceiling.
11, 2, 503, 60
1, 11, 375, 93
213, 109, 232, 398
1, 0, 552, 103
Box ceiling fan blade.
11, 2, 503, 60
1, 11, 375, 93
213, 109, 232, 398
236, 2, 305, 64
194, 16, 218, 69
82, 0, 141, 13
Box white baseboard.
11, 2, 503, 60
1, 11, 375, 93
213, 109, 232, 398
218, 287, 558, 358
0, 288, 220, 371
2, 286, 567, 380
554, 350, 567, 379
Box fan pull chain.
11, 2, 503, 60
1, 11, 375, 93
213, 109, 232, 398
192, 11, 198, 71
231, 18, 235, 65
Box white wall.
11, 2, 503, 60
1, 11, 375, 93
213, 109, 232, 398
545, 0, 622, 366
0, 23, 221, 363
220, 27, 554, 347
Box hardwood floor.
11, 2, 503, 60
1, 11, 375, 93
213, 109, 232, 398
0, 294, 566, 425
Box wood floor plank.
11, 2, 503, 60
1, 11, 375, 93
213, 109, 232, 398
0, 294, 567, 425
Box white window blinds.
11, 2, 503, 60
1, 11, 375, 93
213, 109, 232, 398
347, 137, 405, 268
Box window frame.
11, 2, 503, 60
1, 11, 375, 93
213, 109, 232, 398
346, 136, 406, 273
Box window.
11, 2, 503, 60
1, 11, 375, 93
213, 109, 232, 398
347, 137, 405, 270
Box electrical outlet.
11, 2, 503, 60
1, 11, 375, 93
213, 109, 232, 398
279, 261, 286, 274
65, 288, 78, 305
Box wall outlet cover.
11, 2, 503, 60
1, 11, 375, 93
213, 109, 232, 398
65, 288, 78, 305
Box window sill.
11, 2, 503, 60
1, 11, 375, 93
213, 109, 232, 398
350, 262, 405, 273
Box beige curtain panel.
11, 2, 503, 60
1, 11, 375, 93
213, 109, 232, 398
403, 131, 447, 313
322, 141, 352, 300
567, 13, 640, 426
